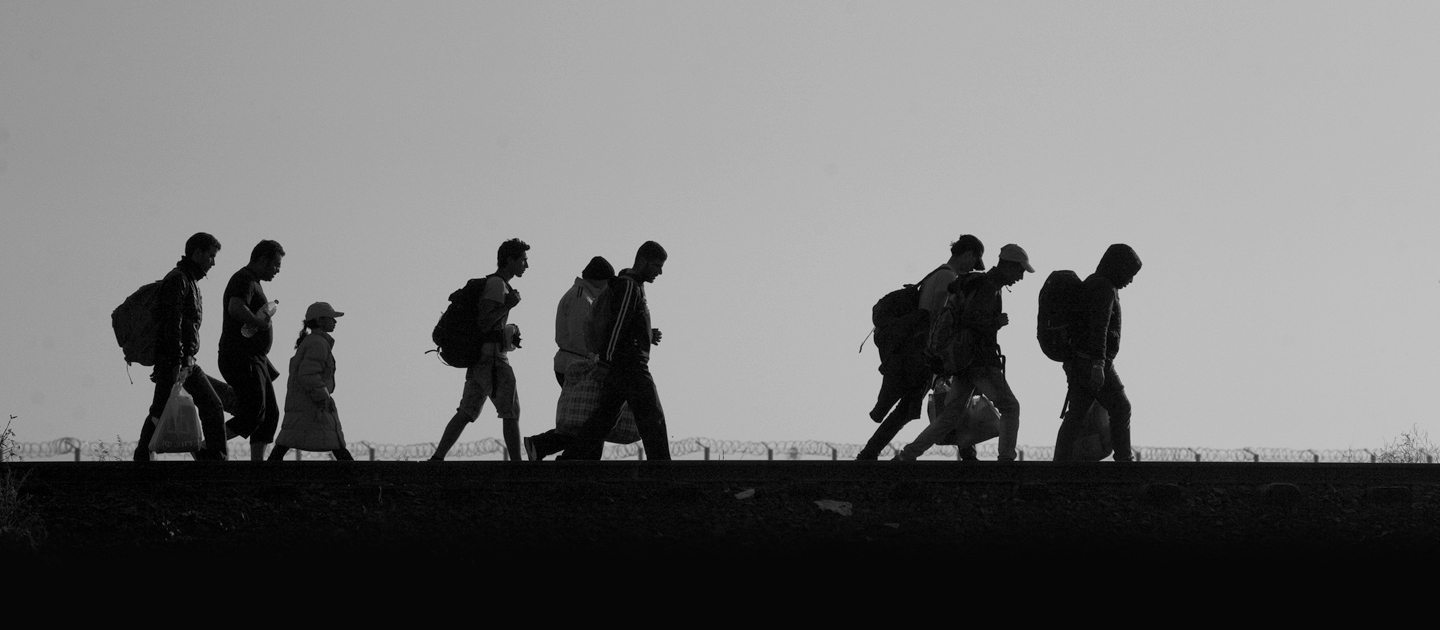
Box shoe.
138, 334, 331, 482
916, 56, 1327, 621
524, 436, 539, 461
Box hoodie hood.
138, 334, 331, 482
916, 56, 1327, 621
1096, 244, 1141, 285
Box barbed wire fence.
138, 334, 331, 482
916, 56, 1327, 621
3, 437, 1431, 463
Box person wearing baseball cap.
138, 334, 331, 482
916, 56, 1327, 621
269, 302, 353, 461
857, 234, 986, 460
898, 244, 1031, 462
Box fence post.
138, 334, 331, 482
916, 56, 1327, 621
1305, 449, 1318, 463
294, 449, 302, 461
830, 445, 838, 461
368, 444, 376, 461
1018, 448, 1025, 462
703, 446, 710, 461
766, 446, 773, 461
1242, 448, 1258, 463
1363, 449, 1375, 463
1187, 448, 1200, 462
638, 445, 645, 461
67, 438, 83, 462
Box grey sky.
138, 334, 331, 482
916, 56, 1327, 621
2, 1, 1436, 452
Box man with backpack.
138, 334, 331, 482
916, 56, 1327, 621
134, 233, 229, 461
558, 241, 671, 461
429, 238, 530, 462
1053, 244, 1142, 462
856, 235, 984, 461
897, 244, 1033, 461
218, 240, 285, 461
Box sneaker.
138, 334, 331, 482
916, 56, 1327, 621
524, 436, 539, 461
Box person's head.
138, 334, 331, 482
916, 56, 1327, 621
994, 243, 1034, 286
581, 256, 614, 282
949, 234, 985, 271
184, 232, 222, 273
248, 240, 285, 281
1096, 243, 1141, 289
296, 302, 342, 347
633, 241, 667, 283
496, 238, 530, 277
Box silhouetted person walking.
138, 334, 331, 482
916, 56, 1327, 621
430, 239, 530, 461
1053, 244, 1141, 461
218, 240, 284, 461
525, 256, 614, 461
899, 244, 1032, 460
269, 302, 353, 461
857, 235, 984, 460
134, 233, 228, 461
559, 242, 671, 461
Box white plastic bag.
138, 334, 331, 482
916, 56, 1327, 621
151, 371, 205, 453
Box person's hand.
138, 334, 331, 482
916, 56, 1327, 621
512, 329, 523, 349
996, 313, 1009, 328
651, 328, 662, 345
1089, 360, 1105, 390
504, 289, 522, 308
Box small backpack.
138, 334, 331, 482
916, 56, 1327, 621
429, 275, 504, 368
112, 278, 166, 367
869, 267, 947, 375
1036, 270, 1085, 362
925, 272, 982, 375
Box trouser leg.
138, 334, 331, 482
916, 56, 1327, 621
333, 448, 354, 461
560, 362, 652, 460
1094, 365, 1132, 460
184, 366, 228, 460
971, 368, 1020, 461
622, 367, 670, 461
502, 417, 522, 461
134, 416, 155, 461
857, 375, 930, 460
267, 445, 291, 461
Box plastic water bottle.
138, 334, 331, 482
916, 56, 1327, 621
242, 300, 279, 338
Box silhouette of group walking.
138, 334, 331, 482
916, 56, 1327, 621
119, 231, 1137, 463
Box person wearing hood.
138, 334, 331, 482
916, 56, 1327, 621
1053, 244, 1142, 461
134, 232, 230, 461
522, 256, 615, 460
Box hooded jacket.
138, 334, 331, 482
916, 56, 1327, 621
554, 277, 606, 372
1076, 244, 1142, 362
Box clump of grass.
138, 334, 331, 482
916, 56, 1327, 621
1, 416, 47, 552
1377, 425, 1438, 464
90, 435, 127, 462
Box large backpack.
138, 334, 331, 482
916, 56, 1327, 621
112, 278, 166, 367
869, 267, 948, 375
925, 272, 983, 375
1037, 270, 1085, 362
429, 275, 504, 368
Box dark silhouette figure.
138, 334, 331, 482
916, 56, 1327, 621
558, 242, 671, 461
431, 239, 530, 461
218, 240, 285, 461
857, 235, 984, 460
899, 244, 1032, 461
525, 256, 614, 461
134, 232, 228, 461
269, 302, 353, 461
1053, 244, 1142, 461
